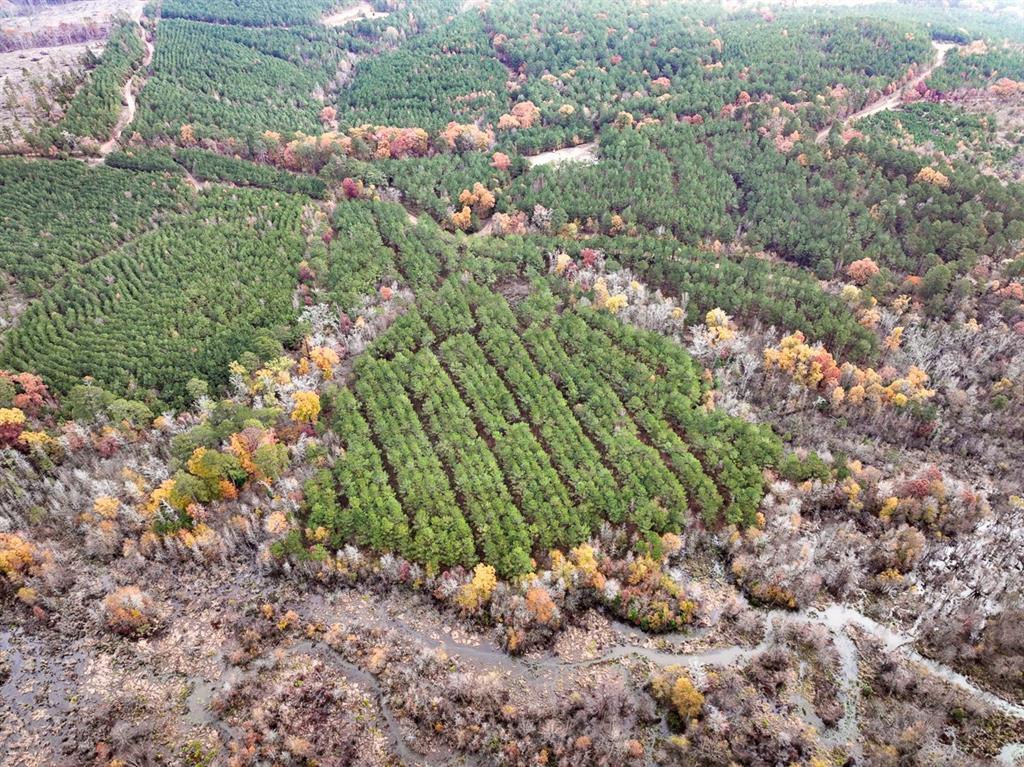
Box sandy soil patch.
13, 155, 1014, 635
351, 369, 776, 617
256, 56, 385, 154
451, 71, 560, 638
0, 0, 145, 32
0, 0, 143, 138
525, 140, 598, 168
321, 1, 389, 27
0, 42, 100, 85
0, 41, 102, 134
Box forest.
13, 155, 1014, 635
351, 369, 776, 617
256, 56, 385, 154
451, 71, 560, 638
1, 188, 306, 408
1, 0, 1023, 764
33, 20, 147, 151
133, 19, 349, 141
0, 159, 190, 296
301, 278, 777, 578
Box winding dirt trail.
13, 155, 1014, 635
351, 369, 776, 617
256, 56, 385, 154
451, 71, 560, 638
816, 41, 958, 144
98, 21, 153, 157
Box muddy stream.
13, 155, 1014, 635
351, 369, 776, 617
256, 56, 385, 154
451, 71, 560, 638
177, 595, 1024, 763
5, 588, 1022, 764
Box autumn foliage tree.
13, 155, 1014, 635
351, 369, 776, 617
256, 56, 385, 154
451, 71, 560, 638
525, 584, 557, 625
671, 675, 705, 721
456, 563, 498, 612
915, 165, 950, 188
451, 205, 473, 231
0, 533, 40, 598
458, 182, 496, 218
310, 347, 340, 378
846, 257, 880, 284
0, 407, 26, 447
341, 177, 364, 199
319, 106, 337, 127
651, 667, 705, 726
292, 391, 322, 424
102, 586, 161, 637
439, 122, 494, 152
490, 151, 511, 171
498, 100, 541, 130
0, 371, 50, 415
764, 331, 934, 412
0, 372, 53, 448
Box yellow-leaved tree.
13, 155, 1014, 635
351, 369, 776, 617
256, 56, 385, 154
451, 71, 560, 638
456, 563, 497, 612
291, 391, 321, 424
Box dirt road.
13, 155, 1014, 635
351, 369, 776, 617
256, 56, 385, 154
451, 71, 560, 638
816, 41, 958, 143
98, 21, 153, 156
